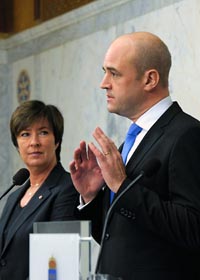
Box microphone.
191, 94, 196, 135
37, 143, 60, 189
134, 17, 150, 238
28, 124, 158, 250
95, 158, 161, 273
0, 168, 30, 200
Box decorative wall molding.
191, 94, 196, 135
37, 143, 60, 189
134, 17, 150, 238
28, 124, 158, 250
41, 0, 95, 20
0, 0, 182, 63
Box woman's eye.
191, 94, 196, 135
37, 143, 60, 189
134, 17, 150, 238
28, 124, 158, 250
40, 130, 48, 135
20, 132, 29, 137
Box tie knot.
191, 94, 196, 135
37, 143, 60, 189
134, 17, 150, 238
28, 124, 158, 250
127, 123, 142, 136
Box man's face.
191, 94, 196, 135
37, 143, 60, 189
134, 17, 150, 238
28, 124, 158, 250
100, 38, 146, 120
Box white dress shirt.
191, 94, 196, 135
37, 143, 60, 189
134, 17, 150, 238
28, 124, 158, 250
126, 96, 173, 164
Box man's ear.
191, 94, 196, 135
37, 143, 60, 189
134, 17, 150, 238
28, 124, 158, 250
144, 69, 159, 91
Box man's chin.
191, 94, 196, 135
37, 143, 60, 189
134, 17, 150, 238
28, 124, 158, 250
107, 105, 117, 114
108, 108, 121, 116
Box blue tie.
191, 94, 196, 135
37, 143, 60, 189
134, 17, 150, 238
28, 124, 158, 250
121, 123, 142, 163
110, 123, 142, 203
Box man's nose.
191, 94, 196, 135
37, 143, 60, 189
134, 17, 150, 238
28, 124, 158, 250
100, 74, 111, 90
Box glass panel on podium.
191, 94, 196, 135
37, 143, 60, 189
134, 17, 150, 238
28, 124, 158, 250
29, 220, 92, 280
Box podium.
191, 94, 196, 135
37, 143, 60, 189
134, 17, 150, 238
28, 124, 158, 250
29, 220, 92, 280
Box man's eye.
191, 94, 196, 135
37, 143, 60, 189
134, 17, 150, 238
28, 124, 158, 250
111, 71, 118, 77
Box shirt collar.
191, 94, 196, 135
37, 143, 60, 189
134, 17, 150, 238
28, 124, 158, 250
136, 96, 173, 131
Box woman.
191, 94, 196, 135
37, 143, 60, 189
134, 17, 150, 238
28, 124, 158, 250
0, 100, 79, 280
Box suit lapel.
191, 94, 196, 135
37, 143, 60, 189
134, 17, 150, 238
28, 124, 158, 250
0, 181, 29, 253
125, 102, 182, 174
1, 163, 63, 255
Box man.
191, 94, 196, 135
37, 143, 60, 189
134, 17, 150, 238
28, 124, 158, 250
69, 32, 200, 280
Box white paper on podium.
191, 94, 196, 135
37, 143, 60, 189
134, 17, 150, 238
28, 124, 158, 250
29, 233, 80, 280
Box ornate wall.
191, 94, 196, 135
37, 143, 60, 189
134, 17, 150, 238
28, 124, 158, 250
1, 0, 200, 272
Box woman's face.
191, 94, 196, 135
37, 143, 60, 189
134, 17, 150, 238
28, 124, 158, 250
16, 118, 59, 171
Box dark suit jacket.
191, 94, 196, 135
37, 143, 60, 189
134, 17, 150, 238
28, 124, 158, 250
79, 102, 200, 280
0, 162, 79, 280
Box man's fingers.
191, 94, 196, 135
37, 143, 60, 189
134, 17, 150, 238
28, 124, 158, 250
69, 161, 77, 173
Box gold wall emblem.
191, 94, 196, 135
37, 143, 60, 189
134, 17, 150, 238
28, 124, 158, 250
17, 70, 31, 104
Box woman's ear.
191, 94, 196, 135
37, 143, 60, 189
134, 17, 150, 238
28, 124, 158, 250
55, 142, 59, 150
16, 144, 20, 153
144, 69, 159, 91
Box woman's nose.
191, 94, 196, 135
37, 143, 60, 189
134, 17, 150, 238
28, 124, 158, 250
30, 135, 40, 147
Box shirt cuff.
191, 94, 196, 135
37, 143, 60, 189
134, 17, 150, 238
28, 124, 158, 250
77, 194, 91, 210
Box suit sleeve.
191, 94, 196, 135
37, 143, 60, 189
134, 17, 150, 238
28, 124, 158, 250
47, 175, 79, 221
